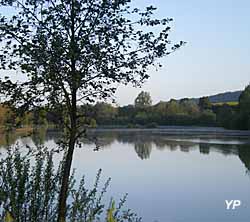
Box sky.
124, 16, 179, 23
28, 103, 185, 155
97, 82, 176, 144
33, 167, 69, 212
115, 0, 250, 105
0, 0, 249, 106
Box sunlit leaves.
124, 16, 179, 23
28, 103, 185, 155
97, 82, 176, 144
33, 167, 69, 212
4, 211, 14, 222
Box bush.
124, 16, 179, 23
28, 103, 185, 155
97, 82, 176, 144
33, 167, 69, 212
0, 145, 141, 222
127, 123, 135, 128
248, 116, 250, 130
145, 122, 158, 128
199, 110, 216, 126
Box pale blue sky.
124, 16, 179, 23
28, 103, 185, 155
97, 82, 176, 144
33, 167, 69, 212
1, 1, 249, 105
116, 0, 250, 105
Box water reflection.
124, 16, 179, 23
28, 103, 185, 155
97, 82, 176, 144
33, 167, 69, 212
134, 142, 152, 160
88, 131, 250, 175
199, 143, 210, 154
1, 129, 250, 174
239, 146, 250, 172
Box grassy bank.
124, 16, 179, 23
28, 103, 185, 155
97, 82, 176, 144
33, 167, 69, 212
0, 125, 34, 134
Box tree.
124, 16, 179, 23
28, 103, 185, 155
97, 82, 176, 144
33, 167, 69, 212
134, 91, 152, 108
33, 108, 48, 126
239, 85, 250, 114
166, 99, 180, 115
199, 110, 216, 126
153, 101, 167, 120
134, 111, 148, 124
198, 97, 212, 111
94, 102, 117, 124
0, 105, 9, 126
0, 1, 184, 221
216, 104, 235, 129
179, 99, 199, 115
238, 84, 250, 130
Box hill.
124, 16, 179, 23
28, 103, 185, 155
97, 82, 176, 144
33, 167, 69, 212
208, 90, 242, 103
175, 90, 242, 104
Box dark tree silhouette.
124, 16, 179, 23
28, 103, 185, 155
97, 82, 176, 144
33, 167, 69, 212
0, 0, 184, 221
238, 84, 250, 130
198, 96, 212, 111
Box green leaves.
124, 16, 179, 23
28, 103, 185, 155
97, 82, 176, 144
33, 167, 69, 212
239, 85, 250, 114
0, 3, 183, 221
0, 145, 140, 222
0, 0, 183, 113
4, 211, 14, 222
134, 91, 152, 108
107, 200, 116, 222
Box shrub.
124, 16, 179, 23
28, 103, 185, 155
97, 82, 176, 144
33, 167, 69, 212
145, 122, 158, 129
0, 145, 141, 222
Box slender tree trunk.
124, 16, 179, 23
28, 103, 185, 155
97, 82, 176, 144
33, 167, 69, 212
58, 2, 77, 221
58, 89, 77, 222
57, 136, 75, 222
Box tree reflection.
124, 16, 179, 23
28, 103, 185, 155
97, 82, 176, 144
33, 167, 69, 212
199, 143, 210, 154
32, 127, 48, 146
238, 145, 250, 173
134, 142, 152, 160
179, 144, 194, 152
1, 129, 250, 174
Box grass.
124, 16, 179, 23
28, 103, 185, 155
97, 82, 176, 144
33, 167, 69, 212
212, 101, 239, 106
0, 125, 33, 134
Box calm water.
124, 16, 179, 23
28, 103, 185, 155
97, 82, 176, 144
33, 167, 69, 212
1, 129, 250, 222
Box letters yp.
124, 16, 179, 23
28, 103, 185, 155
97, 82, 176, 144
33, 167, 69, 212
225, 200, 241, 210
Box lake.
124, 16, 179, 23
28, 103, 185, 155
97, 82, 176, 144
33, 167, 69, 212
1, 127, 250, 222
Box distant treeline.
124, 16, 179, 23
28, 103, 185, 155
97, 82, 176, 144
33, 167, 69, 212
0, 85, 250, 131
79, 85, 250, 130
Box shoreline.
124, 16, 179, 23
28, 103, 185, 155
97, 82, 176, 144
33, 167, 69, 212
1, 125, 250, 138
88, 126, 250, 138
0, 126, 34, 134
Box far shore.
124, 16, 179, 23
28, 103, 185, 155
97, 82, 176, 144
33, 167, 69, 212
88, 126, 250, 138
0, 125, 250, 138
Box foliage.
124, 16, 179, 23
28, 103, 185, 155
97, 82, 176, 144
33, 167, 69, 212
214, 84, 250, 130
106, 200, 116, 222
0, 105, 9, 126
239, 85, 250, 114
237, 85, 250, 130
216, 104, 235, 129
0, 104, 34, 129
0, 0, 183, 117
212, 101, 238, 106
94, 103, 118, 125
134, 91, 152, 108
77, 97, 217, 127
2, 85, 250, 130
0, 145, 141, 222
0, 1, 183, 219
73, 87, 250, 129
4, 211, 14, 222
198, 97, 212, 111
32, 108, 48, 126
179, 99, 199, 115
198, 110, 216, 126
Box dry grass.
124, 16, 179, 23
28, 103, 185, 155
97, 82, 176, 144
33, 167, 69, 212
212, 101, 238, 106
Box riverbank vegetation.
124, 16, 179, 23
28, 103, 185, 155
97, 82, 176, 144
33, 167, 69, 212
0, 85, 249, 131
81, 85, 250, 130
0, 145, 141, 222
